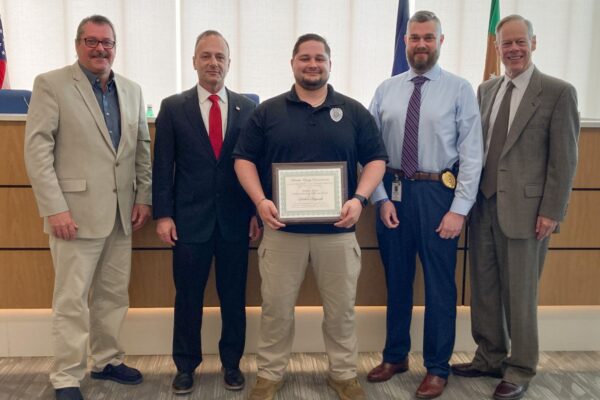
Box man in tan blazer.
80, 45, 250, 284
451, 15, 579, 400
24, 15, 152, 400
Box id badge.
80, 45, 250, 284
391, 180, 402, 202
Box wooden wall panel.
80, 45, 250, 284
0, 251, 54, 308
549, 191, 600, 248
0, 188, 47, 247
129, 251, 174, 307
539, 250, 600, 305
573, 128, 600, 188
132, 221, 169, 248
1, 121, 598, 309
464, 250, 600, 306
0, 121, 29, 185
0, 249, 464, 308
355, 205, 378, 247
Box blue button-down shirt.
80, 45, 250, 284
369, 64, 483, 215
80, 64, 121, 150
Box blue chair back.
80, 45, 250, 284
0, 89, 32, 114
242, 93, 260, 105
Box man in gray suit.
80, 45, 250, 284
451, 15, 579, 400
24, 15, 152, 400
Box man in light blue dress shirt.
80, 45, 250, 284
367, 10, 483, 399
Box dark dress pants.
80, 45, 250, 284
376, 176, 458, 378
172, 225, 249, 373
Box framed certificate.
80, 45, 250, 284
272, 161, 348, 224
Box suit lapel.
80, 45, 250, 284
71, 63, 116, 156
220, 89, 242, 162
183, 87, 217, 163
502, 68, 542, 156
114, 75, 129, 160
481, 78, 503, 145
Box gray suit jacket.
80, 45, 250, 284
25, 62, 152, 238
478, 67, 579, 239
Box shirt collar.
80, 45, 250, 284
407, 63, 441, 82
286, 84, 344, 108
197, 84, 228, 104
78, 62, 115, 87
504, 63, 535, 91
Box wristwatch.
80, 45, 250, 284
352, 194, 368, 208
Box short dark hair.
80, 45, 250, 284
292, 33, 331, 58
408, 10, 442, 36
194, 30, 230, 54
496, 14, 534, 38
75, 15, 116, 42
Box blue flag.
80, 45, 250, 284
392, 0, 410, 76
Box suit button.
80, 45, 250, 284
113, 189, 117, 193
116, 162, 120, 167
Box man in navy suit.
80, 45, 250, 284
152, 30, 260, 395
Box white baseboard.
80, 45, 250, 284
1, 306, 599, 357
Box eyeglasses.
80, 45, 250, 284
81, 37, 116, 49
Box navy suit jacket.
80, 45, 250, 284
152, 86, 255, 243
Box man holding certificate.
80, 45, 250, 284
367, 11, 483, 399
234, 33, 387, 400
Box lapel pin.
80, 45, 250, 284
235, 106, 241, 111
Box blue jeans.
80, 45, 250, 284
376, 175, 458, 378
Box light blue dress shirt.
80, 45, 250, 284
369, 64, 483, 216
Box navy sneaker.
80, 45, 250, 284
55, 387, 84, 400
90, 363, 143, 385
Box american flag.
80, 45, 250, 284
0, 15, 8, 89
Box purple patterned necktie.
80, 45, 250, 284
401, 75, 428, 178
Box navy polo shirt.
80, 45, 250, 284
233, 84, 388, 234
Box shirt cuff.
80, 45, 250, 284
450, 196, 475, 216
370, 183, 388, 204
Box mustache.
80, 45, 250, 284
91, 50, 109, 58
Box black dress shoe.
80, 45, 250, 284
55, 387, 84, 400
90, 363, 143, 385
494, 381, 528, 400
223, 367, 245, 390
451, 362, 503, 379
172, 371, 194, 395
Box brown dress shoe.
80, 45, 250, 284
493, 380, 528, 400
451, 362, 503, 378
415, 374, 447, 399
367, 360, 409, 382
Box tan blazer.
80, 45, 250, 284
478, 67, 579, 239
25, 62, 152, 238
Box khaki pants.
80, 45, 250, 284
256, 227, 362, 381
49, 215, 131, 389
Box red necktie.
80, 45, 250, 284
208, 94, 223, 158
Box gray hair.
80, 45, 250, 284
194, 30, 230, 54
496, 14, 534, 38
75, 15, 116, 42
408, 10, 442, 36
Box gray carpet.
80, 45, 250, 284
0, 352, 599, 399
